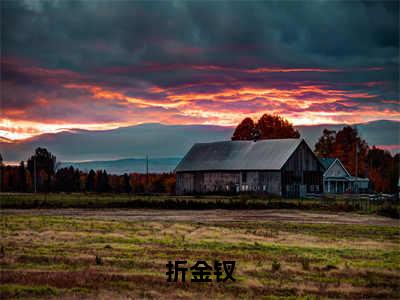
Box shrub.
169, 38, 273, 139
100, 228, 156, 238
271, 260, 281, 272
95, 255, 103, 265
376, 205, 399, 219
300, 258, 310, 270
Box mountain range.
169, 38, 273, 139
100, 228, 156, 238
1, 120, 398, 174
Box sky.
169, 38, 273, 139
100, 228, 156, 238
1, 0, 399, 140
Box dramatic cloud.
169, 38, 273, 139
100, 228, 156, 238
1, 0, 399, 140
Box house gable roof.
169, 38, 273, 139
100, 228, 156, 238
321, 158, 352, 178
175, 138, 304, 172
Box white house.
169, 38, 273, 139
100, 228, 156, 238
320, 158, 369, 194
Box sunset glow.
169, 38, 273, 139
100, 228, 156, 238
1, 1, 399, 141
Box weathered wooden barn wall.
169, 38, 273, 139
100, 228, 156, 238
175, 139, 324, 197
257, 171, 281, 195
281, 141, 324, 197
176, 172, 194, 194
176, 172, 240, 194
202, 172, 239, 192
176, 170, 281, 195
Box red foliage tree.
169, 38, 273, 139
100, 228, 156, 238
232, 114, 299, 141
333, 126, 368, 177
256, 114, 300, 140
231, 117, 256, 140
315, 126, 398, 193
366, 146, 396, 192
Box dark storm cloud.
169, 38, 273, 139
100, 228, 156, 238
2, 1, 398, 70
0, 0, 399, 139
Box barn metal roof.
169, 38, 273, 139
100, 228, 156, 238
175, 138, 304, 172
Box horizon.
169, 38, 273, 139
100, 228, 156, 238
1, 1, 399, 141
1, 2, 399, 298
2, 119, 399, 166
1, 118, 398, 143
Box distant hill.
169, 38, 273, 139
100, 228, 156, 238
297, 120, 399, 149
1, 123, 232, 162
1, 120, 399, 173
59, 157, 181, 174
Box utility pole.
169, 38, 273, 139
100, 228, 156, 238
354, 124, 359, 194
355, 142, 359, 193
34, 157, 37, 193
146, 154, 149, 190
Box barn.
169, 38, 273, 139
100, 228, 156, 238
175, 138, 325, 197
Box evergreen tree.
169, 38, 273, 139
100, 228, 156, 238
86, 170, 96, 192
96, 170, 109, 192
122, 173, 132, 193
18, 161, 27, 192
74, 169, 81, 192
27, 148, 56, 192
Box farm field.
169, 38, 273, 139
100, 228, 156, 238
1, 193, 398, 215
1, 208, 399, 299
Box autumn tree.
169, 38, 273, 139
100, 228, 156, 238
231, 117, 256, 140
122, 173, 132, 193
256, 114, 300, 140
392, 154, 400, 193
333, 126, 368, 177
315, 126, 368, 176
314, 129, 336, 158
163, 175, 176, 194
315, 126, 399, 192
367, 147, 398, 193
232, 114, 299, 141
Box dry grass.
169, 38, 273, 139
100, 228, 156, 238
0, 211, 399, 299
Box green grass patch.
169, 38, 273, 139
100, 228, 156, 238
0, 284, 60, 298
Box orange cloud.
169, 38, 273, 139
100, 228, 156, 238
0, 119, 124, 141
1, 58, 398, 141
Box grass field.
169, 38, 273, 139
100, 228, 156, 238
1, 207, 399, 299
1, 193, 324, 209
2, 193, 399, 218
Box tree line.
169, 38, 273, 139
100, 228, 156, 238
314, 127, 399, 193
0, 148, 175, 194
1, 114, 398, 194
